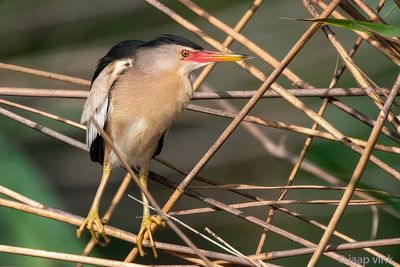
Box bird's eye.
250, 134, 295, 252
181, 50, 190, 57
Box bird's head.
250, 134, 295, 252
136, 35, 251, 76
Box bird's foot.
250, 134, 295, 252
137, 215, 165, 258
76, 209, 110, 247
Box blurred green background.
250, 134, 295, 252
0, 0, 399, 266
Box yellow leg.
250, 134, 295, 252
136, 168, 164, 258
77, 164, 111, 246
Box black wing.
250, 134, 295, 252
91, 40, 145, 83
153, 132, 166, 158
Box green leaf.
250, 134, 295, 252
298, 18, 400, 37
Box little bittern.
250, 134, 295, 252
79, 34, 249, 257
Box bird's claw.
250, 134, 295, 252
77, 209, 110, 247
137, 215, 164, 258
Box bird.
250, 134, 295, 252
78, 34, 249, 257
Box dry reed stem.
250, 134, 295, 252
170, 200, 384, 216
0, 62, 90, 86
308, 74, 400, 266
0, 106, 87, 151
190, 185, 400, 198
0, 244, 146, 267
351, 0, 385, 23
301, 0, 387, 254
301, 2, 400, 265
167, 251, 218, 267
0, 87, 88, 98
187, 104, 400, 154
188, 184, 395, 194
0, 98, 85, 130
0, 185, 44, 208
253, 237, 400, 261
193, 88, 396, 99
4, 86, 398, 99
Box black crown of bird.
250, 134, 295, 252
79, 34, 250, 257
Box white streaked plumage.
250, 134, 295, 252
81, 59, 133, 148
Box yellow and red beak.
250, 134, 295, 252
184, 50, 251, 63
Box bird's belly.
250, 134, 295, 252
107, 72, 192, 168
108, 116, 166, 168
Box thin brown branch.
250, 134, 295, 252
0, 244, 146, 267
251, 238, 400, 261
192, 88, 395, 99
169, 200, 384, 216
2, 87, 397, 99
188, 184, 396, 195
0, 185, 44, 208
0, 62, 90, 86
187, 104, 400, 155
350, 0, 386, 23
0, 87, 88, 98
0, 98, 85, 130
0, 106, 87, 151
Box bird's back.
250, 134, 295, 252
91, 40, 145, 83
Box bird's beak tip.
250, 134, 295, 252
211, 51, 253, 62
188, 50, 253, 63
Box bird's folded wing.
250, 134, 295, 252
81, 58, 133, 147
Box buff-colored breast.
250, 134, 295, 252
106, 68, 192, 168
